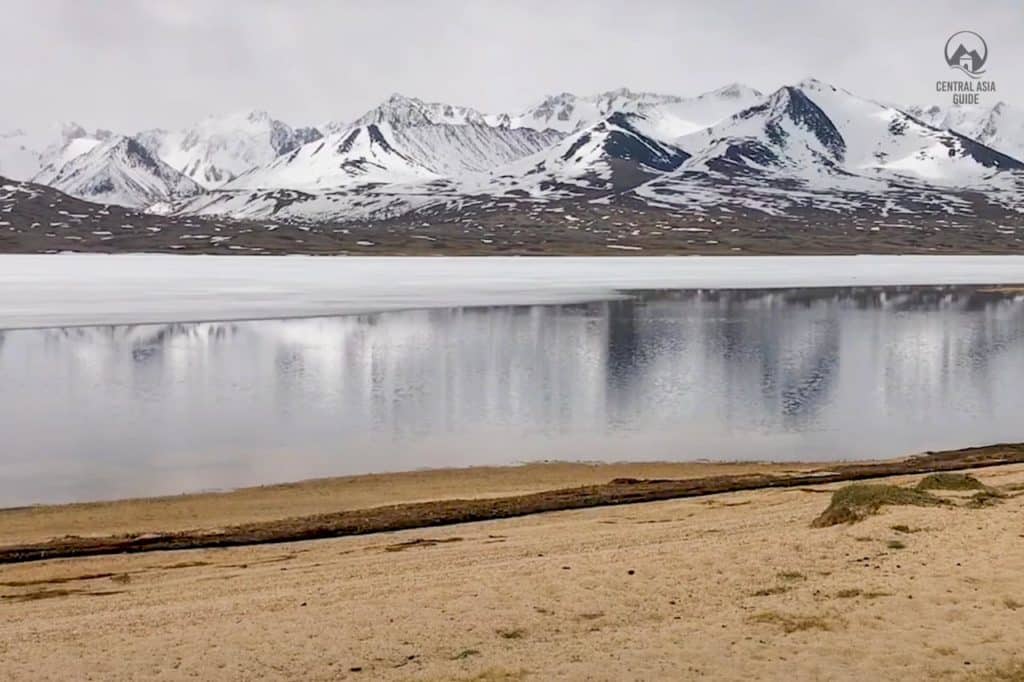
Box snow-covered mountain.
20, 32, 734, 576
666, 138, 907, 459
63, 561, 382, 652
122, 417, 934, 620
3, 79, 1024, 226
3, 113, 323, 205
348, 94, 491, 128
639, 84, 764, 139
908, 104, 987, 133
232, 122, 439, 190
136, 110, 322, 188
470, 112, 689, 197
41, 135, 203, 208
174, 111, 690, 221
34, 139, 107, 186
176, 80, 1024, 223
907, 102, 1024, 163
633, 79, 1024, 217
492, 88, 676, 133
678, 79, 1022, 183
494, 85, 762, 135
230, 96, 563, 191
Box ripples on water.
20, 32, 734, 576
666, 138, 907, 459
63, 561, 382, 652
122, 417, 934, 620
2, 286, 1023, 505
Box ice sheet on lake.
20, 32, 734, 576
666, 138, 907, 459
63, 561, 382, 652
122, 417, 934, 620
2, 254, 1024, 330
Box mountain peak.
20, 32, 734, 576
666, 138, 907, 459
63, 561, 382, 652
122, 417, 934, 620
60, 122, 90, 144
706, 83, 761, 99
353, 94, 490, 129
602, 87, 635, 98
72, 135, 167, 173
132, 110, 319, 189
353, 94, 435, 128
489, 108, 689, 195
794, 77, 842, 94
538, 92, 577, 104
39, 133, 202, 208
201, 108, 277, 127
245, 109, 272, 123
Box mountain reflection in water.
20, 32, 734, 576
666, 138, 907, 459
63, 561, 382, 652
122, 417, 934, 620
1, 286, 1023, 505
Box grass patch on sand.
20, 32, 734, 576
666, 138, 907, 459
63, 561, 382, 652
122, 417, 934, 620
496, 628, 526, 640
833, 588, 892, 599
776, 571, 806, 582
811, 485, 946, 527
968, 490, 1008, 508
452, 649, 481, 660
752, 585, 792, 597
886, 540, 907, 550
916, 473, 988, 491
748, 611, 839, 634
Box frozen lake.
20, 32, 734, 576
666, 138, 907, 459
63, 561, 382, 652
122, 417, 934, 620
3, 254, 1024, 329
2, 285, 1024, 506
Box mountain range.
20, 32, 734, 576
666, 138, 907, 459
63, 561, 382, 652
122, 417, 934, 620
2, 79, 1023, 249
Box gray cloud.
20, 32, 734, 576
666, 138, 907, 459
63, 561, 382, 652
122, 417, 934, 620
1, 0, 1021, 132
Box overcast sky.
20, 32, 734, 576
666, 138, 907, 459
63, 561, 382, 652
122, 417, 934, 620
1, 0, 1021, 133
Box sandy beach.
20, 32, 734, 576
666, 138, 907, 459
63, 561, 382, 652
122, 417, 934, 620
3, 455, 1024, 680
0, 460, 815, 547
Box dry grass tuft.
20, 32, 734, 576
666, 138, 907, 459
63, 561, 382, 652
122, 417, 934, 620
832, 587, 890, 600
968, 490, 1007, 508
861, 591, 892, 599
496, 628, 526, 640
451, 648, 481, 660
811, 484, 945, 527
916, 473, 988, 491
748, 611, 839, 634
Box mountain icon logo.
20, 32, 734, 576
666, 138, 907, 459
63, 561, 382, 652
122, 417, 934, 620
945, 31, 988, 78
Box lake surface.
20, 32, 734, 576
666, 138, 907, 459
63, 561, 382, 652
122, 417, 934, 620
2, 286, 1024, 506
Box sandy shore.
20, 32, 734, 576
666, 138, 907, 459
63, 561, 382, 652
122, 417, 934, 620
0, 460, 820, 546
3, 460, 1024, 680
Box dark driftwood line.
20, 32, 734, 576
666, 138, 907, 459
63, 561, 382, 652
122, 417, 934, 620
2, 444, 1023, 565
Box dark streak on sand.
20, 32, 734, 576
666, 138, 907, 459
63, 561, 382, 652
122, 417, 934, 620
2, 444, 1023, 565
